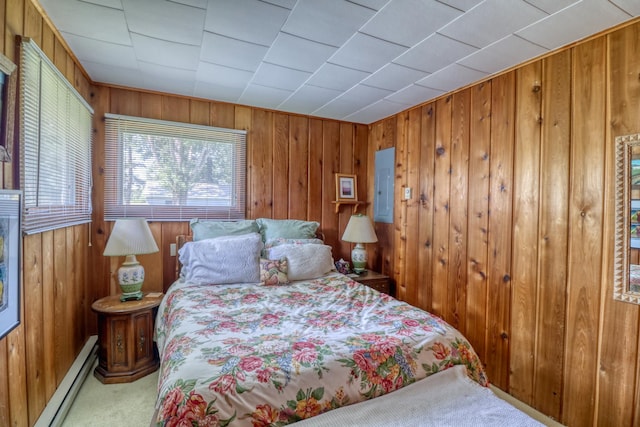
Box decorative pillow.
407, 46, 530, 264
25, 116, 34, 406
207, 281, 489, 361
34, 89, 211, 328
266, 243, 334, 281
256, 218, 320, 243
190, 218, 259, 241
260, 258, 289, 286
179, 233, 262, 284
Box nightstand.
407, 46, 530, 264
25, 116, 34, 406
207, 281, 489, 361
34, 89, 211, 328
352, 271, 392, 295
92, 292, 163, 384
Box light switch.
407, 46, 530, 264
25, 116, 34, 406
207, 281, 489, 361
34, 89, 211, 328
170, 243, 176, 256
404, 187, 412, 200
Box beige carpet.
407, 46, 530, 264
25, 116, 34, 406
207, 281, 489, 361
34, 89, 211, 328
62, 364, 158, 427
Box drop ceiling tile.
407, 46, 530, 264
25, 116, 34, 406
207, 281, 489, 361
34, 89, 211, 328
194, 81, 244, 103
394, 33, 477, 73
345, 99, 412, 124
329, 33, 407, 73
307, 63, 370, 91
131, 33, 200, 70
339, 84, 393, 111
523, 0, 580, 14
265, 33, 337, 72
196, 62, 253, 88
278, 85, 342, 115
282, 0, 374, 46
60, 32, 137, 69
362, 63, 428, 91
416, 63, 487, 92
458, 35, 548, 75
39, 0, 131, 45
386, 84, 445, 106
83, 0, 123, 8
439, 0, 547, 49
201, 32, 268, 72
81, 60, 143, 88
264, 0, 297, 8
361, 0, 462, 47
138, 62, 196, 96
238, 84, 293, 110
350, 0, 390, 10
173, 0, 207, 8
122, 0, 205, 45
517, 0, 632, 50
438, 0, 484, 12
205, 0, 290, 45
252, 63, 312, 91
312, 97, 361, 121
610, 0, 640, 15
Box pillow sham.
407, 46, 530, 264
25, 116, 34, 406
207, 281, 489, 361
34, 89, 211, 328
260, 257, 289, 286
190, 218, 259, 241
266, 243, 334, 281
179, 233, 262, 285
261, 237, 324, 257
256, 218, 320, 242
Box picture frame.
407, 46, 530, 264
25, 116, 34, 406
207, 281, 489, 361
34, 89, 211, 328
0, 190, 21, 339
336, 173, 357, 201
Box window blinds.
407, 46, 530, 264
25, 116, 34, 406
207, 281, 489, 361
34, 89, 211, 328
20, 38, 93, 234
103, 114, 247, 221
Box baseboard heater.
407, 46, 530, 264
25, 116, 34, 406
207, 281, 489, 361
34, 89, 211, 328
35, 335, 98, 427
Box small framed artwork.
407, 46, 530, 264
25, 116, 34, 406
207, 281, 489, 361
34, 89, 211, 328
336, 173, 357, 201
0, 190, 21, 340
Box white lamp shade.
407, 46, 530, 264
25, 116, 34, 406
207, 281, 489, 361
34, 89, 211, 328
341, 214, 378, 243
103, 218, 159, 256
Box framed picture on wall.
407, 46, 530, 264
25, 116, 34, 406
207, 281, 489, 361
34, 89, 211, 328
336, 174, 358, 202
0, 190, 21, 339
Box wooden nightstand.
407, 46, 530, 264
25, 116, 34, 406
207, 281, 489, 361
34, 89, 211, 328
92, 292, 163, 384
352, 271, 392, 295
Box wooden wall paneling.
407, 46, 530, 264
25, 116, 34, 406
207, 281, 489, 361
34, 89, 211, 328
163, 222, 189, 287
510, 62, 543, 407
248, 109, 273, 219
288, 116, 308, 221
273, 113, 290, 220
75, 225, 89, 354
7, 323, 27, 426
24, 0, 42, 46
4, 0, 21, 63
24, 233, 44, 425
307, 118, 323, 225
597, 24, 640, 427
466, 81, 491, 363
447, 91, 470, 331
431, 96, 452, 319
138, 221, 163, 293
234, 105, 251, 217
190, 100, 210, 126
161, 96, 189, 123
534, 50, 571, 419
403, 108, 422, 306
41, 230, 55, 400
0, 0, 6, 56
321, 121, 340, 249
40, 19, 53, 59
485, 73, 516, 390
562, 37, 606, 427
393, 112, 408, 302
140, 93, 162, 120
417, 104, 436, 311
110, 88, 141, 116
53, 228, 69, 385
336, 122, 354, 262
210, 103, 235, 129
0, 340, 8, 426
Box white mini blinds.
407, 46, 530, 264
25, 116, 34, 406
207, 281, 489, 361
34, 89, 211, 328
103, 114, 247, 221
19, 38, 93, 235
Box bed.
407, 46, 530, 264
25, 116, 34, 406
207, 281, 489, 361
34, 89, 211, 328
153, 219, 544, 426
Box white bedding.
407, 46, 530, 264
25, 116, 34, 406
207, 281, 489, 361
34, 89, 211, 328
296, 365, 545, 427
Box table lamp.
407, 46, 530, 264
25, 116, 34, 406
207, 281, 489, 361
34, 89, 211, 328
103, 218, 159, 301
341, 213, 378, 274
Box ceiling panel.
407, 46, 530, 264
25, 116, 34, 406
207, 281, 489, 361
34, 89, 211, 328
37, 0, 640, 124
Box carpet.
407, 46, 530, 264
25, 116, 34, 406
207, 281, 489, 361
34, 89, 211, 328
61, 364, 158, 427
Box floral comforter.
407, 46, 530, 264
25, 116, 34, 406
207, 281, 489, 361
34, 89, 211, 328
154, 273, 487, 426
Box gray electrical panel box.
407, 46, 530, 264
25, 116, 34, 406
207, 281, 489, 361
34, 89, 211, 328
374, 147, 394, 223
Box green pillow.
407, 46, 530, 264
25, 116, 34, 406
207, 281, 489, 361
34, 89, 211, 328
190, 219, 259, 241
256, 218, 320, 242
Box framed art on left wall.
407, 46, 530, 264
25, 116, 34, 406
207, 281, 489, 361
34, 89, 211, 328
0, 190, 21, 339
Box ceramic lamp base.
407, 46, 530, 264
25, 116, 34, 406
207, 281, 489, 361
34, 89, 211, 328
351, 243, 367, 274
118, 255, 145, 302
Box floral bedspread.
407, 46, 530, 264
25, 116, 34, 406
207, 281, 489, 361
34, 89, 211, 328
154, 273, 487, 426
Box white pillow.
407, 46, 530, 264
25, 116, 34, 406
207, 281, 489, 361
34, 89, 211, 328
179, 233, 262, 285
266, 243, 334, 281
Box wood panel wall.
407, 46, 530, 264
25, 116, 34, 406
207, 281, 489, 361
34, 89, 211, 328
373, 18, 640, 427
0, 1, 94, 426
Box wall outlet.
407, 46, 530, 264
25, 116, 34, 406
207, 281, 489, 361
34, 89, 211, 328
170, 243, 176, 257
404, 187, 412, 200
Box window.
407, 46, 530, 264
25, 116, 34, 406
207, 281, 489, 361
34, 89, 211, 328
104, 114, 247, 221
19, 38, 93, 234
